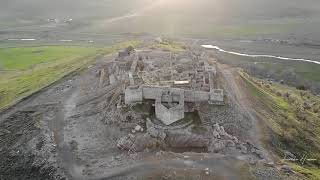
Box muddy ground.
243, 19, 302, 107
0, 49, 303, 180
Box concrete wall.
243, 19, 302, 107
124, 87, 143, 104
155, 103, 185, 125
142, 86, 164, 100
155, 88, 185, 125
184, 90, 210, 102
209, 89, 224, 104
125, 85, 223, 104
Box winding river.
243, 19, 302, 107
201, 45, 320, 65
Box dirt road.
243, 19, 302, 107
218, 63, 268, 157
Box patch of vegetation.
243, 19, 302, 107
289, 163, 320, 180
0, 41, 141, 110
215, 52, 320, 93
150, 39, 186, 52
239, 70, 320, 178
0, 46, 98, 70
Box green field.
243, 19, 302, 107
0, 46, 99, 70
240, 71, 320, 179
0, 41, 140, 110
214, 52, 320, 93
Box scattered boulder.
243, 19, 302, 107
265, 161, 275, 167
296, 110, 307, 120
209, 140, 226, 153
134, 125, 143, 132
117, 133, 162, 152
232, 136, 239, 144
239, 144, 248, 154
225, 140, 236, 147
252, 148, 265, 159
283, 92, 290, 98
212, 130, 220, 139
147, 127, 166, 140
276, 91, 282, 97
283, 151, 296, 159
280, 165, 294, 174
117, 134, 135, 151
303, 101, 312, 110
249, 158, 256, 165
132, 134, 160, 151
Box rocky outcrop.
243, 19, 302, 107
208, 123, 238, 153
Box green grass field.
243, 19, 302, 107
240, 71, 320, 179
0, 41, 140, 110
0, 46, 98, 70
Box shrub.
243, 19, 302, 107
276, 91, 282, 97
297, 85, 307, 91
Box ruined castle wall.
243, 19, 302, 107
184, 90, 210, 102
209, 90, 224, 102
184, 91, 196, 102
155, 103, 185, 125
124, 87, 143, 104
194, 91, 210, 102
142, 86, 163, 100
155, 101, 185, 126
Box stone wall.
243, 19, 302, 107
124, 86, 143, 104
125, 85, 224, 104
142, 85, 165, 100
209, 89, 224, 104
155, 103, 185, 125
155, 88, 185, 125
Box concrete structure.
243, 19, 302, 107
155, 89, 185, 125
125, 85, 224, 125
114, 48, 225, 125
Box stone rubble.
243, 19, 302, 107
117, 122, 267, 163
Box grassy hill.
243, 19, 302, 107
239, 70, 320, 179
214, 52, 320, 93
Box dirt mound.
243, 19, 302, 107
0, 108, 65, 180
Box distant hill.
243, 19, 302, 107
1, 0, 320, 39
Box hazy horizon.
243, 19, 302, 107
1, 0, 320, 39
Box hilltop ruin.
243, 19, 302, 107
108, 48, 224, 126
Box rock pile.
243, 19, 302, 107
117, 133, 162, 152
117, 122, 266, 161
208, 123, 238, 153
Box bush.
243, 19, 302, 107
297, 85, 307, 90
284, 92, 290, 98
303, 102, 312, 110
276, 91, 282, 97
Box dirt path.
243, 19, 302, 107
218, 63, 268, 156
54, 89, 86, 179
